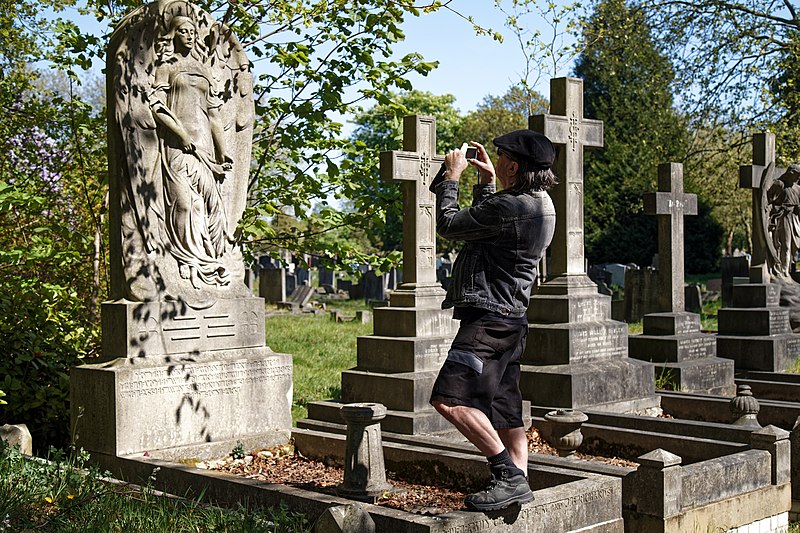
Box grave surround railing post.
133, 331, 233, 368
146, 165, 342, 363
751, 425, 791, 485
628, 448, 683, 518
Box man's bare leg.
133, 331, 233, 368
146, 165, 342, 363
498, 427, 528, 472
431, 401, 504, 457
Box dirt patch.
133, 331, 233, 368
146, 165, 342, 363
199, 428, 637, 515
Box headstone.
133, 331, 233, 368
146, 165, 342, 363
296, 267, 310, 286
337, 279, 353, 295
0, 424, 32, 455
259, 267, 286, 304
685, 284, 702, 314
278, 284, 315, 312
71, 1, 292, 461
361, 270, 385, 303
623, 265, 659, 323
721, 255, 750, 307
285, 272, 297, 296
318, 266, 335, 289
299, 115, 457, 435
628, 163, 735, 396
715, 134, 800, 372
522, 77, 658, 413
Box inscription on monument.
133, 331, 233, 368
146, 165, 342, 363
119, 359, 292, 400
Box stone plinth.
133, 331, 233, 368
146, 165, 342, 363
717, 283, 800, 372
299, 116, 457, 436
629, 312, 735, 396
520, 276, 659, 413
71, 347, 292, 460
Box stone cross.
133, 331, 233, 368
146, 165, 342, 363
529, 77, 604, 278
739, 132, 783, 267
379, 115, 445, 289
644, 163, 697, 313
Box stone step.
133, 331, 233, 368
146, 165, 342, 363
717, 334, 800, 372
628, 332, 716, 362
524, 320, 628, 364
717, 308, 792, 336
519, 358, 657, 412
356, 335, 452, 373
340, 369, 438, 412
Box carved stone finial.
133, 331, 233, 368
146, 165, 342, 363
730, 384, 761, 428
543, 408, 589, 457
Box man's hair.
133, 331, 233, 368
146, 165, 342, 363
507, 158, 558, 193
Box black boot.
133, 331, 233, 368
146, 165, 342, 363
464, 467, 534, 511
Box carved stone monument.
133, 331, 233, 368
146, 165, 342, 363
522, 77, 658, 412
299, 115, 458, 435
628, 163, 735, 395
716, 133, 800, 372
71, 0, 292, 461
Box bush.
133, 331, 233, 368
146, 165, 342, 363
0, 277, 98, 452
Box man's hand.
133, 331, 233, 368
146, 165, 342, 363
467, 142, 496, 185
444, 143, 471, 181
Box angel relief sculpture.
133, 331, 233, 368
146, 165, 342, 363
757, 163, 800, 282
109, 0, 254, 306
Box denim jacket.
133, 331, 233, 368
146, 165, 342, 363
433, 179, 556, 317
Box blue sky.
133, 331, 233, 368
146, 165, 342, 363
392, 2, 576, 113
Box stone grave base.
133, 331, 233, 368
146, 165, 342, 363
71, 347, 292, 459
299, 399, 533, 437
519, 359, 660, 413
716, 335, 800, 372
89, 433, 623, 533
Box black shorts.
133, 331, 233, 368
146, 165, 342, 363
430, 310, 528, 429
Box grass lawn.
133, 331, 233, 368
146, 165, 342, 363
264, 300, 372, 423
0, 444, 308, 532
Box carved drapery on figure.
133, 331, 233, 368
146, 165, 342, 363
758, 164, 800, 282
108, 0, 254, 307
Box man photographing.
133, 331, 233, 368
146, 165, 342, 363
429, 130, 557, 511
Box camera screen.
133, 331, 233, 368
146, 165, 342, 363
465, 147, 478, 159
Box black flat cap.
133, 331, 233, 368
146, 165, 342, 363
493, 130, 555, 169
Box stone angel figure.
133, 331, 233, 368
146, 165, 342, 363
108, 0, 255, 306
757, 163, 800, 282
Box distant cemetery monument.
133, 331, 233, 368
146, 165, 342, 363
71, 0, 292, 461
627, 163, 734, 395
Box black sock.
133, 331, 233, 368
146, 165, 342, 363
488, 449, 525, 477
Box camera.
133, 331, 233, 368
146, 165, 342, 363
465, 146, 478, 159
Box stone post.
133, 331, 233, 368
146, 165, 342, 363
627, 449, 682, 518
337, 403, 393, 502
751, 425, 791, 485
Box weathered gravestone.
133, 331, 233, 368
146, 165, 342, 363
721, 255, 750, 307
523, 77, 658, 412
259, 267, 286, 304
717, 133, 800, 371
278, 283, 315, 312
623, 266, 659, 323
71, 0, 292, 461
627, 163, 735, 396
299, 115, 457, 435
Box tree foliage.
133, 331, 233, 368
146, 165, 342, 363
347, 90, 465, 256
575, 0, 694, 266
638, 0, 799, 134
